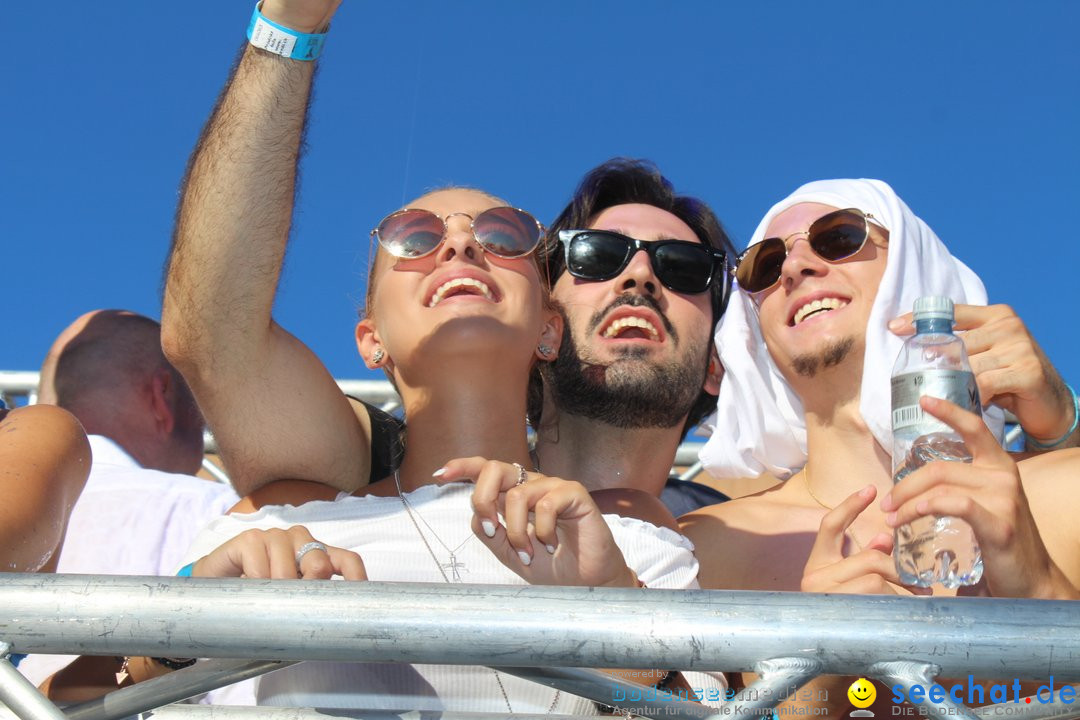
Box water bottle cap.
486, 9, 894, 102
912, 296, 954, 321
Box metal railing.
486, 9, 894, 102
1, 575, 1078, 720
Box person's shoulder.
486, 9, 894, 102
680, 483, 791, 529
2, 403, 86, 443
679, 485, 797, 590
230, 480, 342, 513
1017, 448, 1080, 570
0, 405, 90, 479
591, 487, 680, 532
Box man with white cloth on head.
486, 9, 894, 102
682, 178, 1080, 602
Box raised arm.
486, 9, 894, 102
161, 0, 371, 496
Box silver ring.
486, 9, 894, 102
295, 541, 329, 567
512, 462, 528, 486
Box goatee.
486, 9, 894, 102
791, 337, 855, 378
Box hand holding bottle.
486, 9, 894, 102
882, 396, 1076, 600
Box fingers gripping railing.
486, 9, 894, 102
1, 576, 1079, 720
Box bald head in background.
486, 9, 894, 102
39, 310, 205, 475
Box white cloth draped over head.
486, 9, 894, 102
699, 178, 1005, 480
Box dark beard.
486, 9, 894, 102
543, 319, 707, 430
791, 337, 855, 378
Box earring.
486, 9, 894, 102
372, 348, 385, 365
537, 344, 554, 359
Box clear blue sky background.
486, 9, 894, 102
5, 2, 1078, 394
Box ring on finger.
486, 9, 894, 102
295, 541, 329, 569
512, 462, 528, 486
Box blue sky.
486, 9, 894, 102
5, 2, 1078, 397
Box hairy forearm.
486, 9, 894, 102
163, 44, 314, 374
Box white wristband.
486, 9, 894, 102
246, 2, 327, 61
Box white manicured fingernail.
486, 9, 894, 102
545, 544, 556, 554
481, 520, 496, 538
432, 467, 447, 478
517, 550, 532, 566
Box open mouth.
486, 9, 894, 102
791, 297, 848, 326
427, 278, 495, 308
599, 315, 660, 341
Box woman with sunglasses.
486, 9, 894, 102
152, 186, 708, 712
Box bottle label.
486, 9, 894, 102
891, 370, 980, 431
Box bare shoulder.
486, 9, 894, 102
680, 485, 804, 590
591, 488, 680, 532
0, 405, 90, 478
1018, 448, 1080, 580
0, 405, 90, 572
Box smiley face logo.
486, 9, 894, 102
848, 678, 876, 708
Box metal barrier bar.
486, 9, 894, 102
61, 659, 292, 720
2, 575, 1078, 679
496, 667, 714, 719
0, 644, 66, 720
115, 705, 613, 720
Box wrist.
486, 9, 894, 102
258, 4, 325, 34
247, 2, 328, 61
1024, 383, 1079, 450
602, 566, 643, 589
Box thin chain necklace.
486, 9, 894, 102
802, 467, 865, 551
393, 471, 561, 714
395, 471, 474, 582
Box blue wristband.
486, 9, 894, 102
177, 562, 195, 578
1026, 383, 1079, 449
246, 2, 327, 61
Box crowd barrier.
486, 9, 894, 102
1, 575, 1078, 720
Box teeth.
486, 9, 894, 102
601, 316, 660, 340
793, 297, 848, 326
427, 277, 495, 307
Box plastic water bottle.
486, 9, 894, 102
890, 296, 983, 588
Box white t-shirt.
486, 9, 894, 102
181, 482, 716, 712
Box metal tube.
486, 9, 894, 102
730, 658, 824, 713
117, 705, 614, 720
0, 644, 68, 720
2, 575, 1078, 680
197, 458, 230, 485
61, 659, 292, 720
496, 667, 718, 719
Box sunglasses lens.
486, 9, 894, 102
736, 239, 786, 293
473, 207, 541, 258
566, 232, 629, 280
809, 209, 868, 261
376, 210, 445, 258
653, 243, 714, 293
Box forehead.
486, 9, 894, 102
404, 188, 504, 217
764, 202, 840, 240
589, 203, 700, 245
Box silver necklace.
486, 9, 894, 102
394, 471, 474, 582
393, 470, 561, 714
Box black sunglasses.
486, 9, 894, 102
734, 208, 878, 293
556, 229, 728, 295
